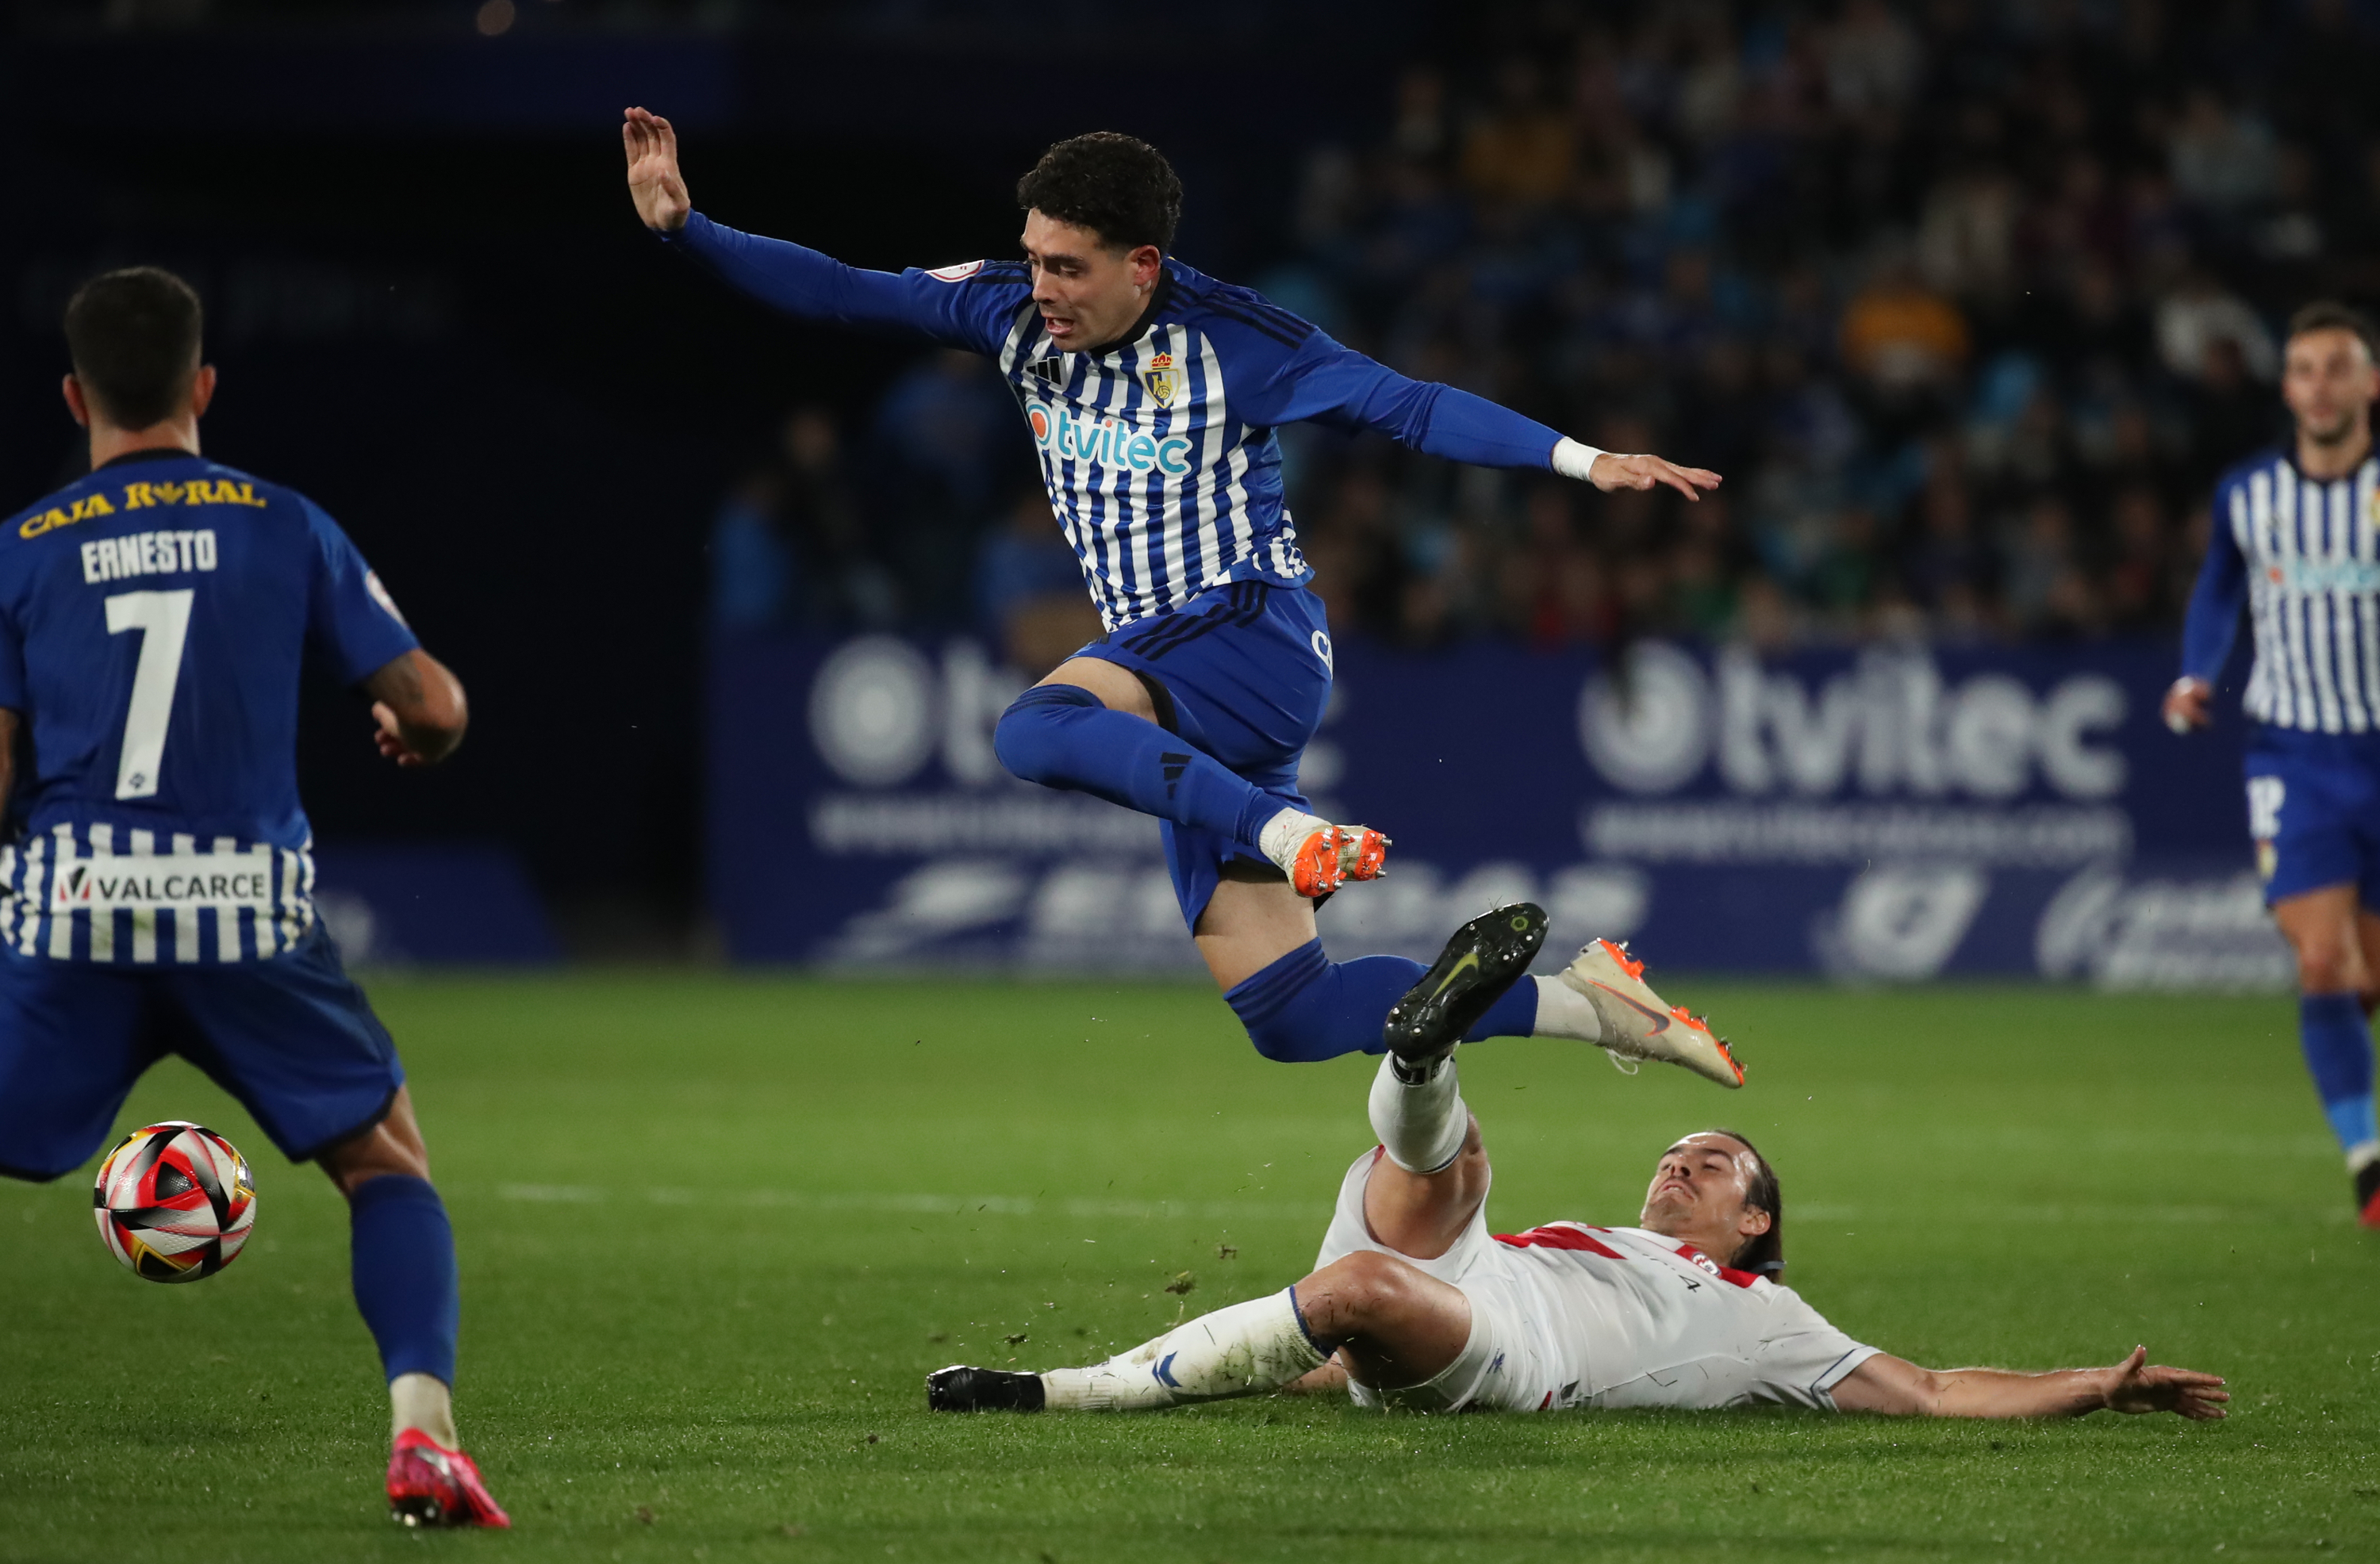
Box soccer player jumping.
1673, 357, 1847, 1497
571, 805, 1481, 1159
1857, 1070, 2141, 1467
624, 112, 1738, 1080
2168, 303, 2380, 1228
929, 1020, 2227, 1421
0, 270, 508, 1527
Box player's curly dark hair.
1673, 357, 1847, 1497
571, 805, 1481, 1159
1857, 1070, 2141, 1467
63, 266, 204, 431
1708, 1127, 1784, 1278
2288, 300, 2380, 362
1016, 132, 1183, 255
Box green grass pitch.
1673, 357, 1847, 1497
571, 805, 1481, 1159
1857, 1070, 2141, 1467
4, 973, 2378, 1562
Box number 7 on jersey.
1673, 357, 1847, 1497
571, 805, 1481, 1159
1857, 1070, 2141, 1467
105, 588, 194, 800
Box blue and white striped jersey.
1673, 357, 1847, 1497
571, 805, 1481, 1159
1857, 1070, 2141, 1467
670, 213, 1568, 631
0, 450, 419, 963
2185, 448, 2380, 733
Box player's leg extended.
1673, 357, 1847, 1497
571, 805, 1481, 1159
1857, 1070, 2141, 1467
1201, 880, 1740, 1083
929, 1252, 1474, 1413
2274, 886, 2380, 1222
931, 1051, 1487, 1411
321, 1092, 509, 1528
321, 1091, 457, 1440
1199, 876, 1541, 1063
168, 937, 506, 1528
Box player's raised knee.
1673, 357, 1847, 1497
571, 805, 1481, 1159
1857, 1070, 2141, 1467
991, 684, 1104, 784
1296, 1249, 1425, 1336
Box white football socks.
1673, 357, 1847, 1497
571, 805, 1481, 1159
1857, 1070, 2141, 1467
1257, 807, 1333, 874
1529, 975, 1604, 1044
390, 1371, 458, 1448
2349, 1140, 2380, 1176
1040, 1288, 1330, 1411
1368, 1052, 1469, 1173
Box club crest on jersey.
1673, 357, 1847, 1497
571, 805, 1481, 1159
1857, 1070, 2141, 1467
1140, 353, 1182, 408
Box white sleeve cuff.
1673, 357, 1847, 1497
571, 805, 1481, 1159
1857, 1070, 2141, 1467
1551, 438, 1606, 481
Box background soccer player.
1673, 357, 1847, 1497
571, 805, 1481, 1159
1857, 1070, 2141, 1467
0, 269, 507, 1527
2167, 302, 2380, 1228
624, 109, 1735, 1072
929, 1038, 2227, 1421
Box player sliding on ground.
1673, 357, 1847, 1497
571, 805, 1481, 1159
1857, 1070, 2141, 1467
929, 930, 2226, 1421
624, 111, 1736, 1076
0, 270, 507, 1527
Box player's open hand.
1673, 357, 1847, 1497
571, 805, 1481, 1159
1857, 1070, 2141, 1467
2162, 677, 2213, 734
2100, 1345, 2228, 1420
1589, 452, 1723, 503
623, 107, 691, 233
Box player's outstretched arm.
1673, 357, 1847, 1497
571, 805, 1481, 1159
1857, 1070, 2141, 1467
623, 107, 691, 233
1252, 338, 1721, 502
363, 650, 467, 768
1831, 1345, 2228, 1420
622, 106, 1004, 351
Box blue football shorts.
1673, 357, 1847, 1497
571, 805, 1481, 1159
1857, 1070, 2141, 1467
2243, 726, 2380, 907
1071, 581, 1334, 932
0, 921, 403, 1181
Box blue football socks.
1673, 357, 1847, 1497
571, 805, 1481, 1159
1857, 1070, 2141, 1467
2298, 993, 2378, 1154
349, 1174, 460, 1386
993, 684, 1283, 848
1225, 939, 1540, 1063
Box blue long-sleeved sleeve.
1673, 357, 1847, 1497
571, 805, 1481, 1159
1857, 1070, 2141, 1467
2181, 500, 2248, 685
1239, 332, 1562, 469
662, 212, 1022, 354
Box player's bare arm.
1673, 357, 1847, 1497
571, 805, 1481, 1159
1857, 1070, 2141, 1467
623, 107, 691, 233
1832, 1345, 2228, 1421
363, 649, 467, 767
0, 708, 15, 818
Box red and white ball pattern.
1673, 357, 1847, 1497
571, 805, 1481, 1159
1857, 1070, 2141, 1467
93, 1121, 257, 1283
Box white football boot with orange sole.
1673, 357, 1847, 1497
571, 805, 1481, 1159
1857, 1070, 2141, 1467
1559, 939, 1744, 1088
1264, 815, 1390, 898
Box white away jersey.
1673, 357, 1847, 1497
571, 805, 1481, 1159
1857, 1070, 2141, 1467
1315, 1148, 1877, 1413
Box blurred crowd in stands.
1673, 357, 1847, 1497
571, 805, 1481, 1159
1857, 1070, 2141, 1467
715, 0, 2380, 663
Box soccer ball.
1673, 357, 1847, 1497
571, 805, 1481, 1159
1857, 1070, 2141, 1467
93, 1121, 257, 1282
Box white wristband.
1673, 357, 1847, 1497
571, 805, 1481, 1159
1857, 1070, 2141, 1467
1552, 438, 1608, 482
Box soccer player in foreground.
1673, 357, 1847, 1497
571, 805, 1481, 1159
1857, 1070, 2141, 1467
928, 941, 2227, 1421
624, 110, 1737, 1077
2167, 302, 2380, 1227
0, 269, 508, 1527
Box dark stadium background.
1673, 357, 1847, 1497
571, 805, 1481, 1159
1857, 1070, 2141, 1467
0, 0, 2351, 956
